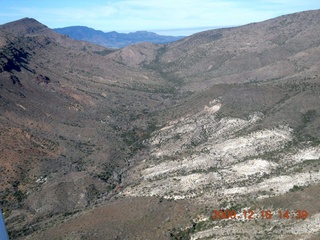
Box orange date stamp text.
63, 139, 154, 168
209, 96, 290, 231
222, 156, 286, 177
212, 209, 308, 220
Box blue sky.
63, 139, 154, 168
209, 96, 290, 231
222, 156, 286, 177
0, 0, 319, 35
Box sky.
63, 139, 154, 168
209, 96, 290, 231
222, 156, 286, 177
0, 0, 319, 36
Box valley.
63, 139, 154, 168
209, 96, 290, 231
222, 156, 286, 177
0, 9, 320, 240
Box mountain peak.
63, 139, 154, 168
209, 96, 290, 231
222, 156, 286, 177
0, 17, 49, 36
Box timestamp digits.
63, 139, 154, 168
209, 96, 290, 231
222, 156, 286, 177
212, 209, 308, 220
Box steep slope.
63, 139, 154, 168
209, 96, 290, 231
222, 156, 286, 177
0, 18, 177, 238
54, 26, 184, 48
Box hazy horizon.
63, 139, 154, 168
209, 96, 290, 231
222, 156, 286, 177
0, 0, 319, 36
53, 25, 234, 36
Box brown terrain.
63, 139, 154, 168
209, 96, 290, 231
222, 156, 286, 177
0, 9, 320, 240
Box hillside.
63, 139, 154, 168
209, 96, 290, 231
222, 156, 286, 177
1, 9, 320, 240
0, 17, 178, 239
111, 10, 320, 92
54, 26, 184, 48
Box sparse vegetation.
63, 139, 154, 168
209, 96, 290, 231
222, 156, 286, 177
2, 9, 320, 240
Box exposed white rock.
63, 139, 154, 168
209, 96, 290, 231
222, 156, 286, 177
123, 103, 320, 239
288, 213, 320, 234
231, 159, 278, 176
293, 146, 320, 161
124, 110, 296, 200
204, 103, 221, 113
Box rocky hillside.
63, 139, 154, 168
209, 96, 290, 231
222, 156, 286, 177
54, 26, 184, 48
112, 10, 320, 92
1, 9, 320, 240
0, 17, 177, 239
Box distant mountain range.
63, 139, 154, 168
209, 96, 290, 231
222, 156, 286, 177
54, 26, 185, 48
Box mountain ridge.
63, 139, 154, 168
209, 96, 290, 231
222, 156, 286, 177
54, 26, 185, 48
138, 9, 320, 91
